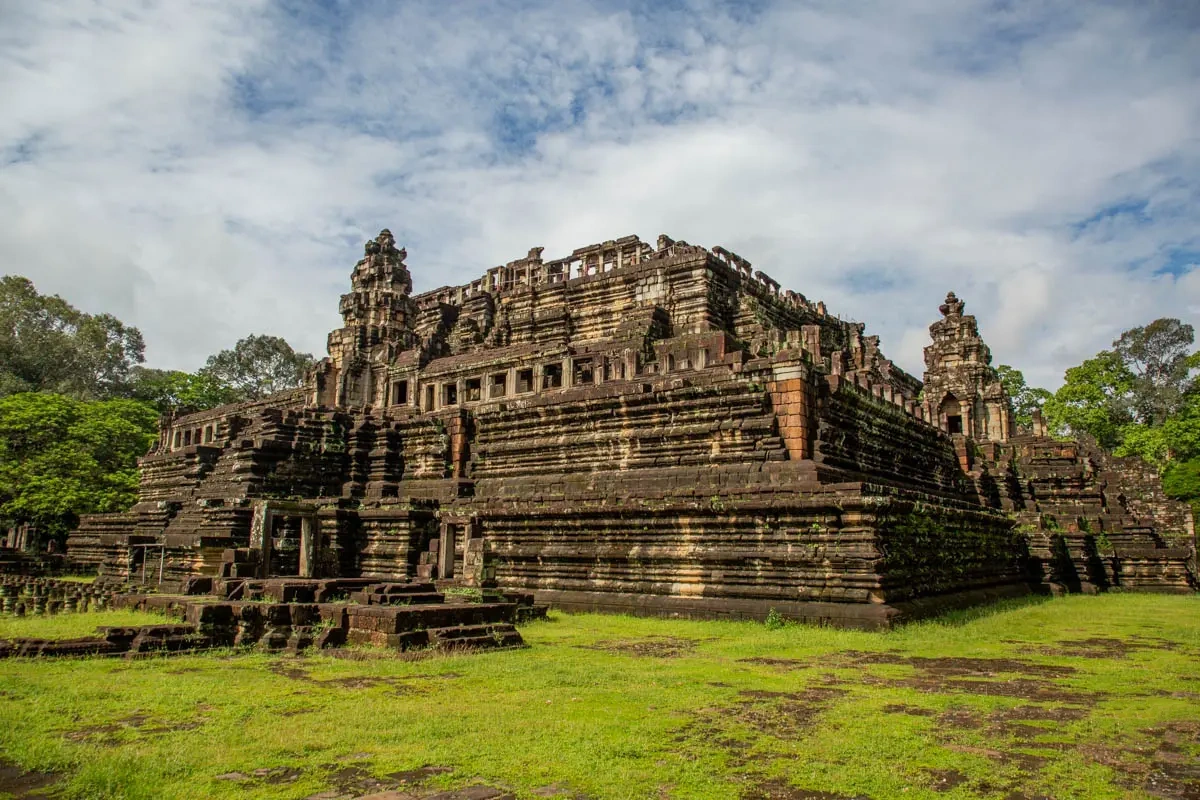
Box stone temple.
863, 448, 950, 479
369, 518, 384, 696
67, 230, 1197, 628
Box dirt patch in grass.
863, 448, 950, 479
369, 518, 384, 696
65, 712, 204, 745
0, 759, 60, 799
675, 685, 849, 775
431, 789, 515, 800
847, 654, 1076, 679
267, 662, 442, 695
743, 779, 870, 799
215, 766, 303, 785
880, 703, 936, 717
932, 701, 1091, 749
284, 761, 470, 799
743, 652, 1096, 705
1007, 635, 1186, 659
304, 763, 454, 798
733, 688, 850, 740
912, 702, 1097, 793
924, 768, 968, 793
583, 636, 701, 658
531, 784, 594, 799
739, 657, 807, 669
388, 765, 455, 784
1078, 720, 1200, 800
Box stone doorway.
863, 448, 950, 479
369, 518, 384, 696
436, 517, 480, 580
940, 395, 963, 434
249, 501, 319, 579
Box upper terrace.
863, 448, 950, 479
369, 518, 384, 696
411, 233, 830, 321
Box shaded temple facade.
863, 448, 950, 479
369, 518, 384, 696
68, 231, 1197, 626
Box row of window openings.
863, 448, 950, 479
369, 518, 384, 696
396, 351, 708, 409
172, 425, 215, 448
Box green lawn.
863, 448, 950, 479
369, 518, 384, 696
1, 594, 1198, 800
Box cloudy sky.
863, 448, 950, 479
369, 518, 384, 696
2, 0, 1198, 388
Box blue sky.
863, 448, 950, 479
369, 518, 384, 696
1, 0, 1198, 389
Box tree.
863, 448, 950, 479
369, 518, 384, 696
0, 276, 145, 400
129, 367, 240, 416
0, 393, 157, 546
74, 313, 147, 400
199, 335, 315, 402
1162, 458, 1200, 513
1042, 351, 1136, 449
995, 365, 1052, 431
1112, 318, 1198, 426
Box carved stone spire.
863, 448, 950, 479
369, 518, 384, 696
939, 291, 965, 318
310, 229, 419, 407
922, 292, 1012, 442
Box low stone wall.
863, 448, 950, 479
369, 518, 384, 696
1, 578, 533, 660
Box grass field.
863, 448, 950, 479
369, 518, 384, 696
0, 593, 1198, 800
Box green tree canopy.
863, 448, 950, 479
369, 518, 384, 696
1162, 457, 1200, 512
129, 367, 241, 416
199, 335, 315, 402
995, 364, 1052, 431
1042, 350, 1136, 449
0, 276, 145, 400
0, 393, 157, 545
1112, 318, 1198, 426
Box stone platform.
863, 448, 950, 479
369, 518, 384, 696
0, 578, 541, 659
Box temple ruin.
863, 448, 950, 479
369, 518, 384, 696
64, 230, 1197, 628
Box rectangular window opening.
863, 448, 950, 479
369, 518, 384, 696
517, 368, 534, 393
392, 380, 409, 405
573, 358, 594, 386
490, 373, 507, 398
465, 378, 482, 402
543, 363, 563, 389
443, 383, 458, 406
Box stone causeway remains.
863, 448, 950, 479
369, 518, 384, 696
0, 573, 538, 659
41, 229, 1195, 632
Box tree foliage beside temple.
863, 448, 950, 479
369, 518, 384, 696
0, 393, 157, 539
0, 276, 314, 545
1008, 318, 1200, 509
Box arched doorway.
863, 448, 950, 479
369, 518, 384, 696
940, 394, 963, 434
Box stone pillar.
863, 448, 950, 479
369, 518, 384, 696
1031, 409, 1047, 438
249, 503, 274, 579
438, 522, 456, 579
299, 515, 317, 578
768, 361, 814, 461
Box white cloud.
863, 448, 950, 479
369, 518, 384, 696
0, 0, 1197, 390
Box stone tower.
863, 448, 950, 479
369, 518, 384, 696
922, 291, 1013, 442
310, 229, 418, 407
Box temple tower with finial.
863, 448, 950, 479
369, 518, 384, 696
309, 229, 418, 407
922, 291, 1013, 442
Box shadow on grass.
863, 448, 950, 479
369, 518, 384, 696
906, 593, 1054, 629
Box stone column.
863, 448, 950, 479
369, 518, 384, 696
249, 503, 273, 579
438, 522, 455, 579
299, 515, 317, 578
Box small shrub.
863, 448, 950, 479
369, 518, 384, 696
764, 608, 786, 630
